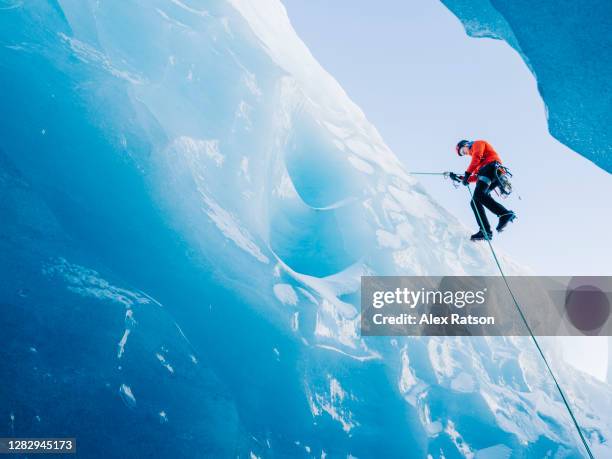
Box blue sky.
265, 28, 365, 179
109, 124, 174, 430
283, 0, 611, 380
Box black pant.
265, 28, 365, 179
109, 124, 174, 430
470, 162, 509, 232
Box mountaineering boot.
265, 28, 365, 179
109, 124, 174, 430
496, 212, 516, 232
470, 230, 493, 241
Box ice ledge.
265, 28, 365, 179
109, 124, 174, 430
441, 0, 612, 173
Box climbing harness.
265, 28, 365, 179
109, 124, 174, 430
496, 164, 513, 197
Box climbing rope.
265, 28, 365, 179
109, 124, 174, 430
407, 170, 594, 456
466, 184, 594, 459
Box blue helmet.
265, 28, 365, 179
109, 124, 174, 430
456, 139, 470, 155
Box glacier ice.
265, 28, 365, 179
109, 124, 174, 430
0, 0, 610, 457
441, 0, 612, 173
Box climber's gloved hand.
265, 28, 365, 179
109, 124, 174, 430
461, 172, 471, 186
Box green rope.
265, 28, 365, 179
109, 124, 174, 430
466, 185, 594, 459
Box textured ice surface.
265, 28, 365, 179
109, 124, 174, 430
0, 0, 610, 457
441, 0, 612, 173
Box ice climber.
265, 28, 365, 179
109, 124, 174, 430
450, 140, 516, 241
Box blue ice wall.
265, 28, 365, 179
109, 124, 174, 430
442, 0, 612, 173
1, 0, 610, 457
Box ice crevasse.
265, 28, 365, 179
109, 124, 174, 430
0, 0, 610, 457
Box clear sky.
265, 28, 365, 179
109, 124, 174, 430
282, 0, 611, 380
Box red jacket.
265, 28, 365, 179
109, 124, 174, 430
465, 140, 502, 182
